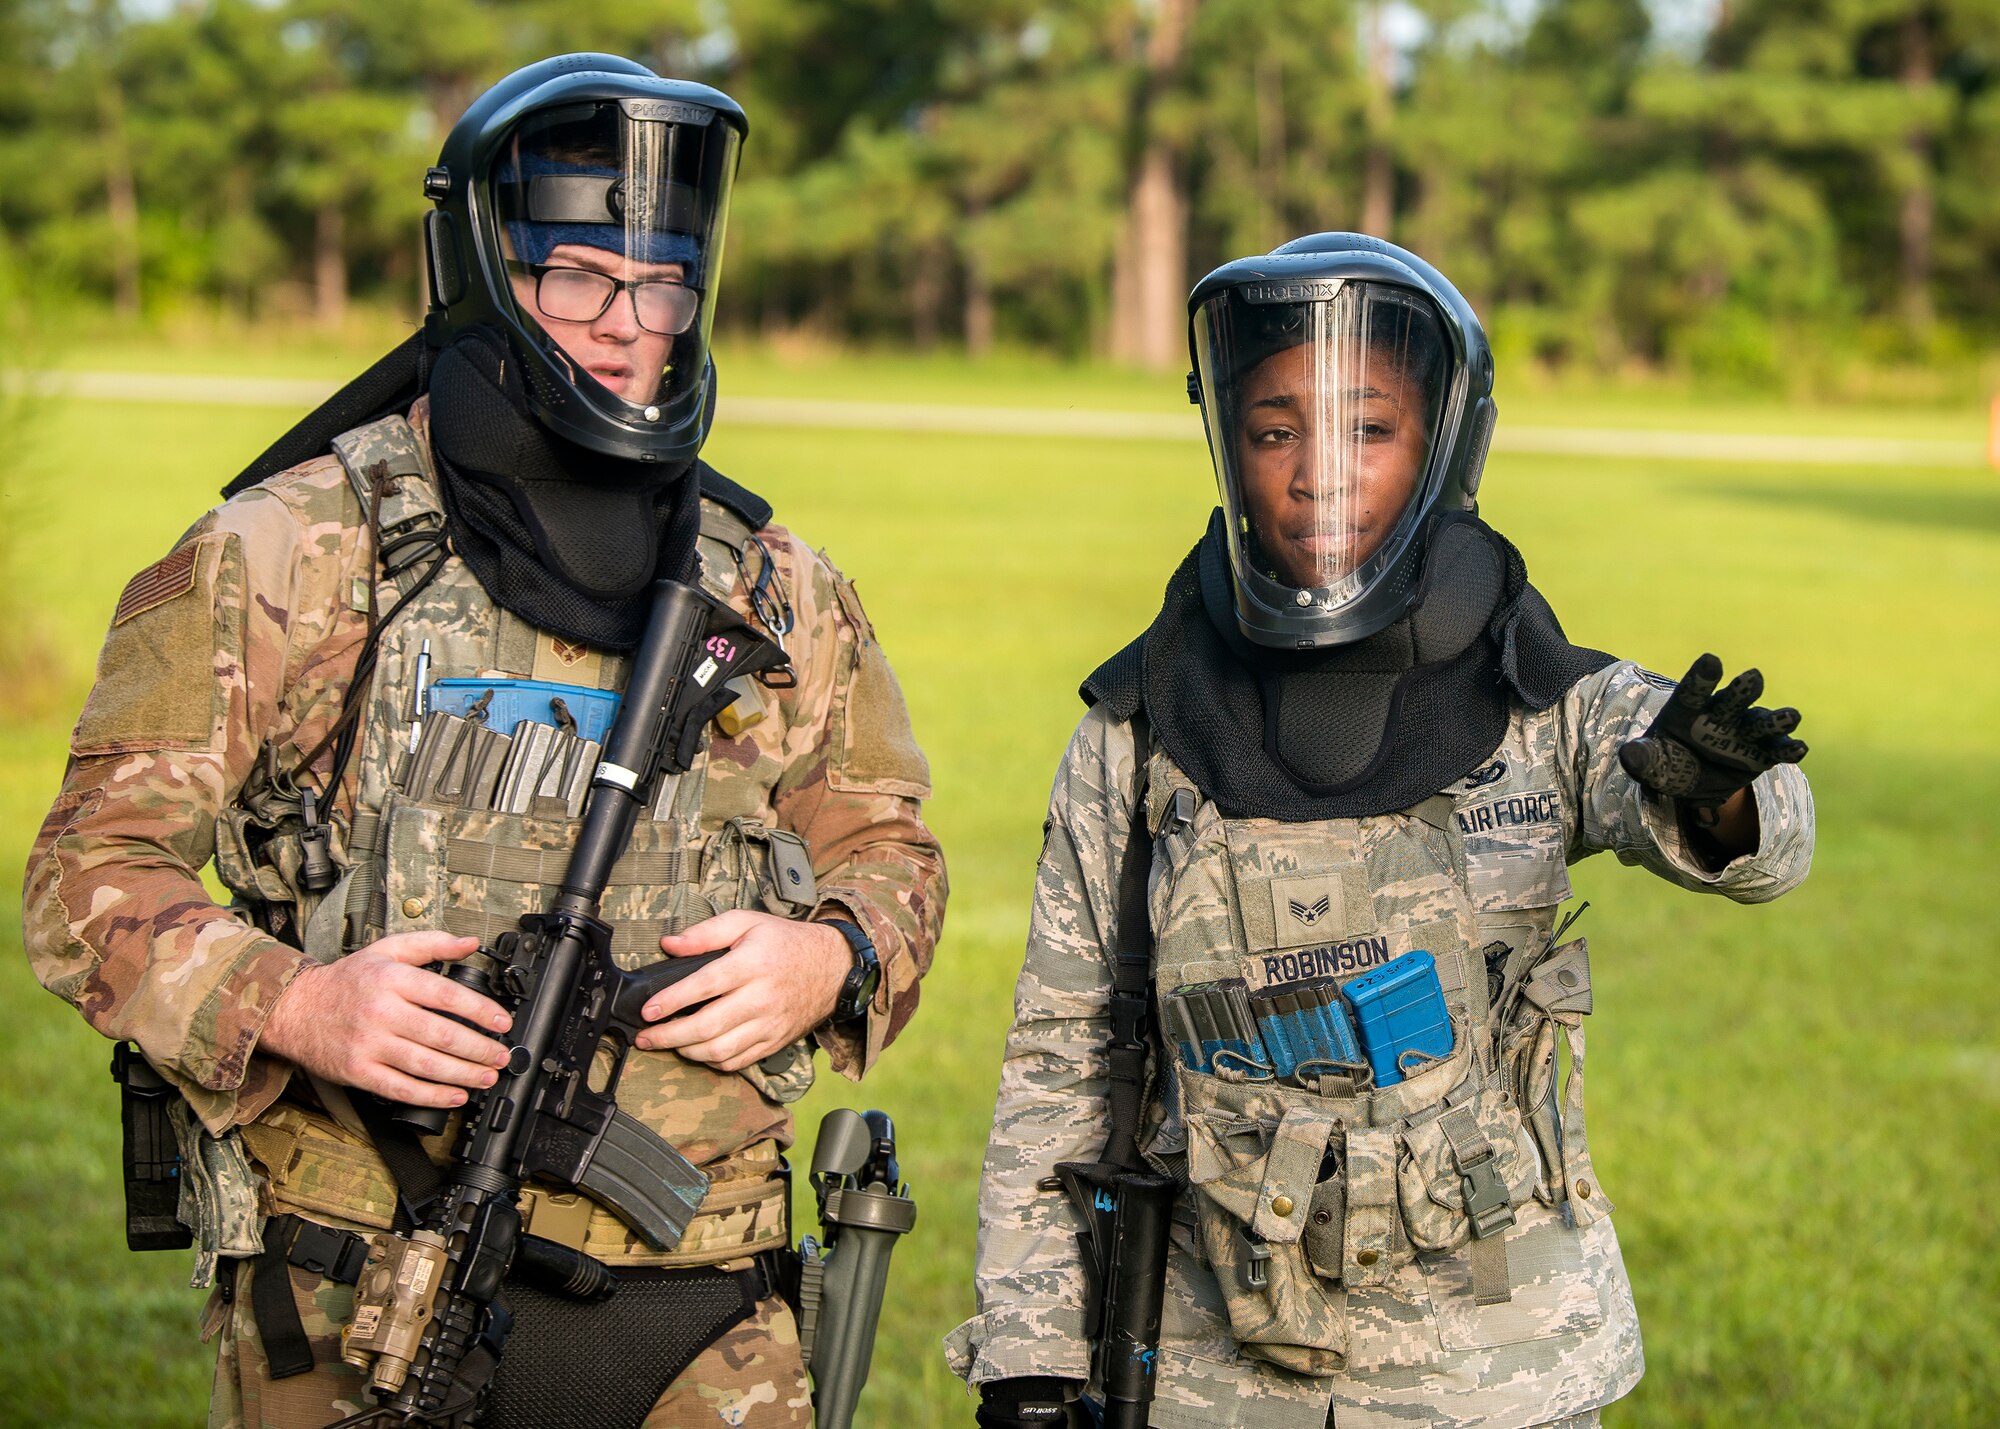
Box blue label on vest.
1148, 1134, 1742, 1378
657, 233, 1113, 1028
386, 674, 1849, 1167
426, 678, 622, 743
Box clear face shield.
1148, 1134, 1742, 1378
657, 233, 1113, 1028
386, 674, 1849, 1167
1194, 281, 1453, 625
486, 99, 737, 421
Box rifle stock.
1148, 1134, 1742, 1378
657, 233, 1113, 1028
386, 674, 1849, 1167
1054, 1162, 1175, 1429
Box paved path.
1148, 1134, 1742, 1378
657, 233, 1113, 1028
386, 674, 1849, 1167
7, 369, 1985, 469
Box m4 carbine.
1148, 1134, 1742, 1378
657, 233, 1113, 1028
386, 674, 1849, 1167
332, 577, 788, 1427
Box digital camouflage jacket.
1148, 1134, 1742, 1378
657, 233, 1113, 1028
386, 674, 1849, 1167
947, 661, 1812, 1429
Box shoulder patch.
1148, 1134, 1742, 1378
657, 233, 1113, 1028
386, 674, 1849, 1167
831, 639, 930, 797
113, 544, 200, 626
821, 566, 928, 798
77, 533, 236, 755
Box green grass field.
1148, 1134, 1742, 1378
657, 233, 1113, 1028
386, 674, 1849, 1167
1, 346, 1994, 1427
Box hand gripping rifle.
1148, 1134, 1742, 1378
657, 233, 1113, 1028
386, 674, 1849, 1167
331, 577, 788, 1427
1054, 790, 1176, 1429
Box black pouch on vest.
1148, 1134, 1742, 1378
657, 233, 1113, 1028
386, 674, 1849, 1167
110, 1041, 192, 1251
478, 1260, 769, 1429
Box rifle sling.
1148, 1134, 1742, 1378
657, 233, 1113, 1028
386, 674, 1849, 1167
1101, 719, 1156, 1174
353, 1092, 448, 1232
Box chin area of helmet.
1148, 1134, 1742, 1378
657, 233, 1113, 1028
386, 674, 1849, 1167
429, 57, 746, 465
1188, 240, 1497, 649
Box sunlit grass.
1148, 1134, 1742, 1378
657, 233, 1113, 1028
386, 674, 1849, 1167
1, 352, 1993, 1426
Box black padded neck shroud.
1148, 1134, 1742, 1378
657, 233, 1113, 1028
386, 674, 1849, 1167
425, 329, 704, 651
1083, 509, 1614, 821
221, 332, 776, 656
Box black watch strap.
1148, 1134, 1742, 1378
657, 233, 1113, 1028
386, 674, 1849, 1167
822, 917, 880, 1023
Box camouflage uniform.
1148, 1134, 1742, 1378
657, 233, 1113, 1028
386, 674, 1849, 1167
946, 663, 1812, 1428
25, 402, 945, 1427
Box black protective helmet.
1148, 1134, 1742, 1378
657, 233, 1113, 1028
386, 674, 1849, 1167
422, 54, 747, 465
1187, 233, 1497, 649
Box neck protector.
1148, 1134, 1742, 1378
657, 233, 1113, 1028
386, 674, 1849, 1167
427, 330, 701, 651
1086, 510, 1613, 821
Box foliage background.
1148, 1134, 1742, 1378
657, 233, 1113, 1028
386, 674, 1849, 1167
3, 0, 2000, 387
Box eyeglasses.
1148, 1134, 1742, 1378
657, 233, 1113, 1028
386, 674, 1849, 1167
506, 261, 701, 336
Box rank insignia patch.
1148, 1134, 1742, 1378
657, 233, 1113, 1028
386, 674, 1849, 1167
1269, 874, 1347, 949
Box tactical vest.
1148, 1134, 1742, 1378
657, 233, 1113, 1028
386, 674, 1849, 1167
1136, 699, 1635, 1424
214, 415, 810, 1268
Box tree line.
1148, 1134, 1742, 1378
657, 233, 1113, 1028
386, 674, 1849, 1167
1, 0, 1994, 382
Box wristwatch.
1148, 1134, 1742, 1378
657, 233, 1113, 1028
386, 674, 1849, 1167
822, 917, 880, 1024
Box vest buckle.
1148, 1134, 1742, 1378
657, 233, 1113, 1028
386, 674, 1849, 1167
1457, 1149, 1515, 1239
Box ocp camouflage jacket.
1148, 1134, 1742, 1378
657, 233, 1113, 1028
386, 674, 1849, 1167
946, 662, 1812, 1429
24, 402, 945, 1267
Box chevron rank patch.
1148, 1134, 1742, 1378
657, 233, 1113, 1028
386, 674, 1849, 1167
1269, 873, 1346, 950
112, 543, 199, 626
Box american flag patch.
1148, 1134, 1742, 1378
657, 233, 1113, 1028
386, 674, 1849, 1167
113, 544, 200, 626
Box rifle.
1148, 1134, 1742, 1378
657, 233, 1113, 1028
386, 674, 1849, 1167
332, 576, 787, 1426
1053, 767, 1176, 1429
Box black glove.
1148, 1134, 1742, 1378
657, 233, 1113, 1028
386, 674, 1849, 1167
1617, 653, 1807, 818
976, 1377, 1083, 1429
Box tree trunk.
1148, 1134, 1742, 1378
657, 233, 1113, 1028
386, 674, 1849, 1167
316, 200, 347, 331
1115, 144, 1189, 367
429, 78, 478, 143
1255, 52, 1286, 247
98, 77, 140, 318
909, 242, 947, 350
1899, 11, 1934, 334
1360, 2, 1394, 239
1108, 0, 1195, 369
964, 260, 994, 357
1361, 145, 1393, 239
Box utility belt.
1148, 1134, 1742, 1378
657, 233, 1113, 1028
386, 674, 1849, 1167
229, 1100, 791, 1404
241, 1209, 791, 1426
240, 1101, 793, 1268
232, 1103, 916, 1429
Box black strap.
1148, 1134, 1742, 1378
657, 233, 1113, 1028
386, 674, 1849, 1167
249, 1213, 375, 1380
275, 1213, 373, 1284
352, 1093, 448, 1231
1100, 720, 1155, 1173
250, 1244, 315, 1379
695, 459, 773, 533
222, 333, 428, 498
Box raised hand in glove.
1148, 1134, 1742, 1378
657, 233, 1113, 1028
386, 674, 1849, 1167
1618, 653, 1807, 858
